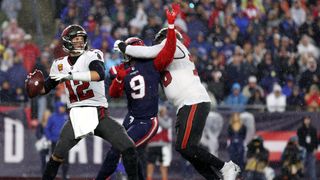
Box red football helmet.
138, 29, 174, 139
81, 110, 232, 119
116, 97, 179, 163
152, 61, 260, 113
123, 37, 144, 62
125, 37, 145, 46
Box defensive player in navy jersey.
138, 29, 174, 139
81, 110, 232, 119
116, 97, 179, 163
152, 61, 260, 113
95, 5, 179, 180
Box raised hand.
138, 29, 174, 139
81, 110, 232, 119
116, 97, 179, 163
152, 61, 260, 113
166, 3, 180, 25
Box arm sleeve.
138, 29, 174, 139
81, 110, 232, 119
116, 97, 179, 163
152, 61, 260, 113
44, 61, 60, 94
44, 77, 59, 94
153, 28, 177, 71
109, 79, 124, 98
125, 43, 164, 58
89, 60, 105, 81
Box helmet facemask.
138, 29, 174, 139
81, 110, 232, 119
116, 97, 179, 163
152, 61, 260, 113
153, 27, 183, 45
61, 25, 88, 55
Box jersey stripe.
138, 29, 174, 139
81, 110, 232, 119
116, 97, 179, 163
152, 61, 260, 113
181, 104, 197, 149
135, 117, 159, 147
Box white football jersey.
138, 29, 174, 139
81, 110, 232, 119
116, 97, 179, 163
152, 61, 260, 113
50, 49, 108, 108
125, 40, 211, 110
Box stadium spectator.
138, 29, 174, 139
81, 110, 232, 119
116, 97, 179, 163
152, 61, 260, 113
227, 113, 246, 169
257, 51, 280, 94
0, 80, 15, 102
141, 13, 162, 46
7, 53, 27, 90
290, 0, 306, 27
299, 56, 320, 93
279, 11, 298, 44
200, 111, 224, 157
59, 1, 79, 25
244, 136, 269, 180
146, 105, 173, 180
297, 116, 318, 180
304, 84, 320, 112
111, 11, 129, 40
17, 34, 41, 73
297, 35, 319, 59
89, 0, 107, 23
223, 82, 248, 112
242, 76, 264, 99
278, 136, 305, 180
242, 53, 258, 81
129, 3, 148, 31
247, 89, 265, 111
286, 86, 305, 111
104, 52, 121, 77
225, 47, 246, 87
281, 76, 295, 97
2, 19, 25, 44
266, 84, 286, 112
207, 70, 225, 104
299, 12, 315, 38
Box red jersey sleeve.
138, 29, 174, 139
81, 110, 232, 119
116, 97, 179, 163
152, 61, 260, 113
108, 79, 124, 98
153, 28, 177, 71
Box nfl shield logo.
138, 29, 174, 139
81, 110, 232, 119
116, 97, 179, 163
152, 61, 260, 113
58, 64, 63, 71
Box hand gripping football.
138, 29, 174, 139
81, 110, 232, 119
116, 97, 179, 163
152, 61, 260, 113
25, 69, 45, 98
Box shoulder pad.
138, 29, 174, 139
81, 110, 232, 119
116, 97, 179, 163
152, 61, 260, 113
54, 56, 67, 62
86, 49, 104, 61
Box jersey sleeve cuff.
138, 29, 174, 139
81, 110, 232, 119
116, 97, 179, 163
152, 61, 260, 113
168, 24, 175, 29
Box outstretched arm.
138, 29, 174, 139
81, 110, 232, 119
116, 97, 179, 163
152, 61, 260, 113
153, 4, 179, 71
153, 28, 176, 71
121, 43, 163, 59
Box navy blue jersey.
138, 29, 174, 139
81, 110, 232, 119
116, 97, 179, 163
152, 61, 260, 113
123, 60, 160, 119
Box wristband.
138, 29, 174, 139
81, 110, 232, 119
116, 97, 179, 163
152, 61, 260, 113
72, 71, 91, 81
168, 24, 175, 29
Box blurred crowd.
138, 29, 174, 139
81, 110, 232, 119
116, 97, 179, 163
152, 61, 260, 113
1, 0, 320, 112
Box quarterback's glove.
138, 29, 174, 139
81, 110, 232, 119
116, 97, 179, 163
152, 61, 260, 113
166, 3, 180, 27
50, 73, 72, 81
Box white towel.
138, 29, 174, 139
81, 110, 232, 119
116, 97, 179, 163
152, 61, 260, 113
70, 107, 99, 139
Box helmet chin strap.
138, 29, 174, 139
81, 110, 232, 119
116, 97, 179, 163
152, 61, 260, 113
70, 49, 85, 56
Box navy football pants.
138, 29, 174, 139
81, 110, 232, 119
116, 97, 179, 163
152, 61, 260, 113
96, 114, 159, 180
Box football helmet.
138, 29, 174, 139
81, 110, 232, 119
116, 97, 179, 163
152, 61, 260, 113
123, 37, 145, 62
61, 24, 88, 54
153, 27, 183, 45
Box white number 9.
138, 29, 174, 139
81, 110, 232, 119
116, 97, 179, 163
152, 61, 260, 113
130, 75, 145, 99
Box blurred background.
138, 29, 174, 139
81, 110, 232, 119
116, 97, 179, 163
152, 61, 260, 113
0, 0, 319, 179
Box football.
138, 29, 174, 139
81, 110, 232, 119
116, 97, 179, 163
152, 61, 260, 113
25, 69, 45, 98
